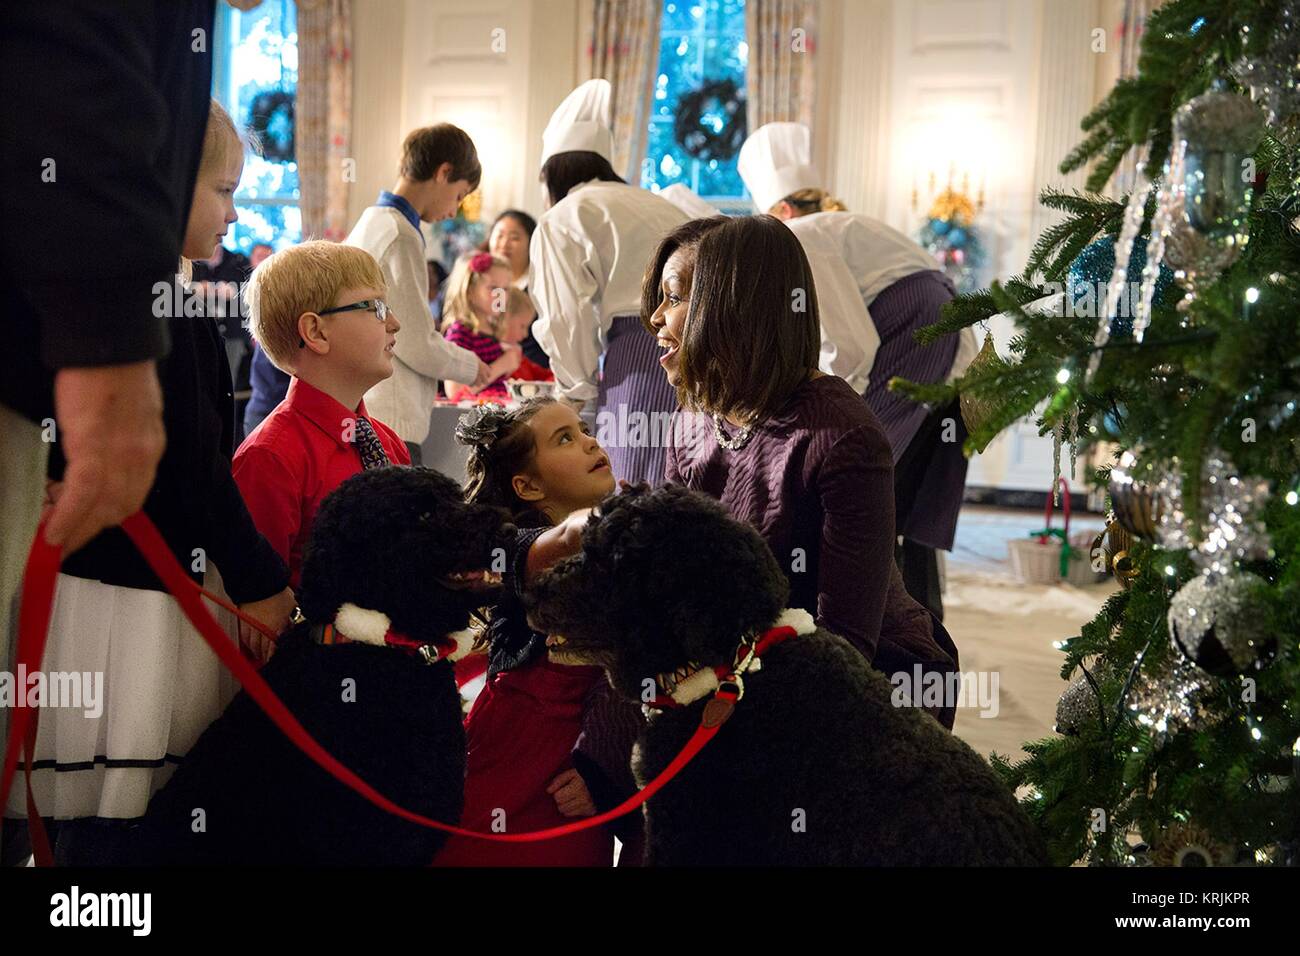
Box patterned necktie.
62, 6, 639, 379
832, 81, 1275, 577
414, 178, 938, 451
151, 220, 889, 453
353, 416, 391, 470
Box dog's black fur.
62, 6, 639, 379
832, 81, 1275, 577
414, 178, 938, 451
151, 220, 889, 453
526, 484, 1048, 866
132, 466, 512, 865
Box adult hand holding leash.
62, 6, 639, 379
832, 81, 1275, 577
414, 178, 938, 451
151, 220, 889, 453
44, 362, 166, 554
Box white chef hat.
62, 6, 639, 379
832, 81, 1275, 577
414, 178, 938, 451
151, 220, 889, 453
659, 183, 722, 219
540, 78, 614, 166
737, 122, 823, 213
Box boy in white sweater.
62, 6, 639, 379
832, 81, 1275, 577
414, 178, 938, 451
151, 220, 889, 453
346, 124, 490, 463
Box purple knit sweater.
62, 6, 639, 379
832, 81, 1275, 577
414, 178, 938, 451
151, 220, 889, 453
665, 375, 955, 675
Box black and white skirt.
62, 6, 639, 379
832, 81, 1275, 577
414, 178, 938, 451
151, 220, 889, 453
5, 568, 240, 822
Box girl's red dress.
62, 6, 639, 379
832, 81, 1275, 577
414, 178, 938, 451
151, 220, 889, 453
430, 659, 614, 866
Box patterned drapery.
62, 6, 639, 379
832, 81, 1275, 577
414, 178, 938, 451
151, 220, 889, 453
297, 0, 353, 241
587, 0, 662, 182
744, 0, 816, 132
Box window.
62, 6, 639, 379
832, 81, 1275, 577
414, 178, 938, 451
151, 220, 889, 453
211, 0, 301, 253
641, 0, 749, 206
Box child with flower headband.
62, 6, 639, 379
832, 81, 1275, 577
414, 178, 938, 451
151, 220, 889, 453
431, 399, 645, 866
440, 251, 521, 402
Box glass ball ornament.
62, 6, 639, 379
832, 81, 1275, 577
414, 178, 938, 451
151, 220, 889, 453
1167, 570, 1276, 677
1055, 671, 1102, 736
1173, 87, 1264, 243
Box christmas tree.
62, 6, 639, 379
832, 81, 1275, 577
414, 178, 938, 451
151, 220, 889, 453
894, 0, 1300, 865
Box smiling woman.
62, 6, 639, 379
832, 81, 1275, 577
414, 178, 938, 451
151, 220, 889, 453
646, 215, 962, 728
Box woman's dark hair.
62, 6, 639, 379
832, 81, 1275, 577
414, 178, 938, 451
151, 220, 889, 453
642, 215, 820, 422
492, 209, 538, 239
456, 398, 557, 526
639, 215, 729, 334
540, 151, 625, 207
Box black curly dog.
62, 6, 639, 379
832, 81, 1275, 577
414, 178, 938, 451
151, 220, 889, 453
526, 485, 1049, 866
132, 467, 512, 865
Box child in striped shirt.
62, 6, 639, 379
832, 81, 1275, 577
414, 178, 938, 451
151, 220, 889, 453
441, 252, 521, 402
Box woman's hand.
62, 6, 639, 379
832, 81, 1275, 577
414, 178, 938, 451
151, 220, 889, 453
524, 508, 594, 583
547, 768, 597, 817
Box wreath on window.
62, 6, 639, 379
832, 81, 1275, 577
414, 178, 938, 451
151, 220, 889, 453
673, 78, 747, 162
248, 90, 295, 163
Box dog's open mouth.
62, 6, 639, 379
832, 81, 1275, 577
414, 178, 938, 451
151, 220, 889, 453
441, 569, 504, 592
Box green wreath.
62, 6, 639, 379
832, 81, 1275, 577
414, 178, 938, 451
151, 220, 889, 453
673, 78, 747, 162
248, 90, 295, 163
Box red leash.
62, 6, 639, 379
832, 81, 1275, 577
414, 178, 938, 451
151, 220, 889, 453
1, 513, 784, 861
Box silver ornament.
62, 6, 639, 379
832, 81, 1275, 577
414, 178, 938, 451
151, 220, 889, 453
1127, 651, 1219, 736
1174, 87, 1264, 242
1087, 159, 1155, 380
1160, 87, 1265, 310
1167, 570, 1275, 676
1055, 672, 1101, 736
1231, 1, 1300, 125
1154, 452, 1272, 574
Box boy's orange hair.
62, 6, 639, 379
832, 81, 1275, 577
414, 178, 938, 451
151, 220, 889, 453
245, 241, 387, 371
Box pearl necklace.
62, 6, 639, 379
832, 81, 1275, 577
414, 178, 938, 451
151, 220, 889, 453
712, 413, 757, 451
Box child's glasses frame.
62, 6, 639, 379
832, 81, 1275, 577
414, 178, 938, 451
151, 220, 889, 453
299, 300, 393, 348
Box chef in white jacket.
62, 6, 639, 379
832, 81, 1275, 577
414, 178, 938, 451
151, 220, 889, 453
529, 79, 688, 486
739, 122, 978, 619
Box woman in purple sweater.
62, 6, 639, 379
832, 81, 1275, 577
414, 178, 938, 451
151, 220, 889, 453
645, 215, 960, 728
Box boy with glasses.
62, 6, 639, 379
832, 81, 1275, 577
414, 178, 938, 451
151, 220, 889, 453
234, 241, 410, 587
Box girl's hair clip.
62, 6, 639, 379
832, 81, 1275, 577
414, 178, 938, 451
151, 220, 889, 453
469, 252, 495, 274
454, 404, 510, 450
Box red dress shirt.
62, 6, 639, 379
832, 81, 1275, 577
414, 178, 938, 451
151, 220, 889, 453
234, 377, 410, 588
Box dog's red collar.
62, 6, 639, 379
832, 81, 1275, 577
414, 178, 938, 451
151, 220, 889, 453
646, 623, 801, 712
311, 622, 462, 664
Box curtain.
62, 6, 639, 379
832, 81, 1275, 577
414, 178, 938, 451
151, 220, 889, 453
744, 0, 816, 132
1112, 0, 1164, 194
587, 0, 662, 182
297, 0, 353, 241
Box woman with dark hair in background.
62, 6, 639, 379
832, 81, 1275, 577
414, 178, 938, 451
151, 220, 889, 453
488, 208, 550, 370
528, 79, 688, 487
647, 214, 961, 730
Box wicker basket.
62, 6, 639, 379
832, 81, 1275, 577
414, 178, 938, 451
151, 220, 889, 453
1009, 477, 1104, 586
1009, 537, 1102, 586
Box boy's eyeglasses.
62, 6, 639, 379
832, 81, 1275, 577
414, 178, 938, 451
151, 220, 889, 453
299, 300, 393, 348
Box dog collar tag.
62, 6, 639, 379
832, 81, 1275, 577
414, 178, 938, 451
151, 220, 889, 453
701, 695, 735, 729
